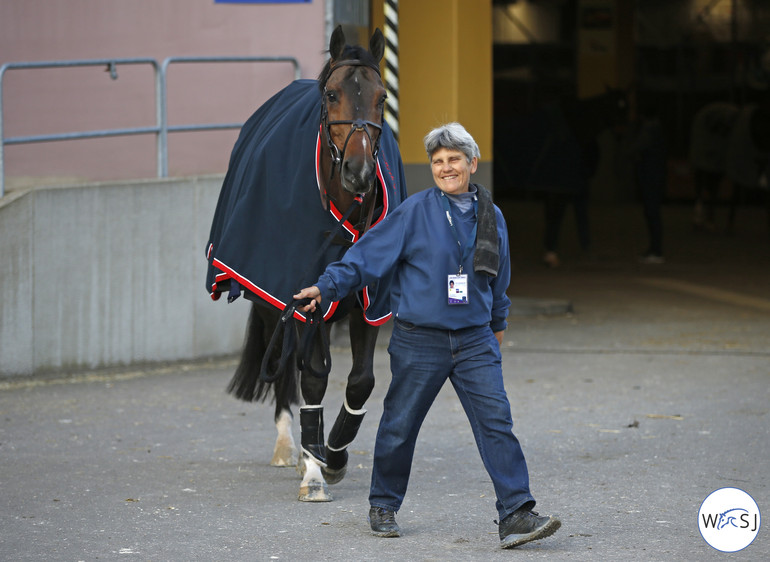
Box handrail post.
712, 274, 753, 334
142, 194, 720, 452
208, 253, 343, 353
158, 59, 168, 178
0, 64, 8, 198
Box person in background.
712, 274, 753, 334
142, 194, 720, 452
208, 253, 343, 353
294, 122, 561, 548
632, 99, 667, 263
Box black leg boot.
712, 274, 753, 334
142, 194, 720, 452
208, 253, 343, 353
323, 401, 366, 485
297, 405, 332, 502
299, 405, 326, 466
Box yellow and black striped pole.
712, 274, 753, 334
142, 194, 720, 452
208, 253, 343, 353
383, 0, 399, 142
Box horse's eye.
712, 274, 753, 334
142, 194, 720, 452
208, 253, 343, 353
326, 91, 338, 103
378, 95, 387, 108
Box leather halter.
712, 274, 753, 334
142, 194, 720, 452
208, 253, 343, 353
320, 59, 384, 186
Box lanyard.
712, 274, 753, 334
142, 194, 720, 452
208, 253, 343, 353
440, 192, 477, 274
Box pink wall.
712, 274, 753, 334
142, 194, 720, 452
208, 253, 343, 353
0, 1, 327, 188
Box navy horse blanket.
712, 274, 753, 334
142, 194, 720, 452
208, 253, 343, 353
205, 79, 407, 325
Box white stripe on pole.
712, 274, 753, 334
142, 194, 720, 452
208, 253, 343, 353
383, 0, 399, 141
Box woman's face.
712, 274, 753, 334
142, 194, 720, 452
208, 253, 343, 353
430, 147, 477, 195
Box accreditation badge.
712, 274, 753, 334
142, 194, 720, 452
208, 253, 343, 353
447, 274, 469, 305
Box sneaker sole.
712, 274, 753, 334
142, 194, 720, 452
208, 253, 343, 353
500, 517, 561, 549
371, 529, 401, 538
368, 516, 401, 538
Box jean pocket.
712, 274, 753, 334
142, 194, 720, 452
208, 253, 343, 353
395, 318, 416, 331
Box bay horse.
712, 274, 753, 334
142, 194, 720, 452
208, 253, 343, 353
689, 102, 770, 234
205, 26, 407, 501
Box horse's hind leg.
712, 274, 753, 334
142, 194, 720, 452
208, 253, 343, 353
271, 406, 297, 467
323, 312, 378, 485
228, 303, 298, 467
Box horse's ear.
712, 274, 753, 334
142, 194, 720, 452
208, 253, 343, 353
369, 28, 385, 63
330, 25, 346, 61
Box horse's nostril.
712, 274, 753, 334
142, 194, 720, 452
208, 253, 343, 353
343, 159, 370, 176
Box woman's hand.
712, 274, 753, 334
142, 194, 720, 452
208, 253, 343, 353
293, 286, 322, 312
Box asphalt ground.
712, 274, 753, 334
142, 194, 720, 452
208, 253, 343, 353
1, 201, 769, 561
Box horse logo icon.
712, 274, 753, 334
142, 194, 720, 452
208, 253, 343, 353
699, 488, 761, 552
717, 508, 752, 530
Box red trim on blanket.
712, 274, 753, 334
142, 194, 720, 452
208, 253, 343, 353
371, 160, 390, 228
210, 129, 394, 322
316, 126, 390, 242
315, 127, 324, 205
209, 258, 339, 322
210, 259, 389, 326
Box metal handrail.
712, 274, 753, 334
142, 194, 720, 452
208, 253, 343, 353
0, 55, 301, 197
0, 58, 161, 198
158, 56, 301, 177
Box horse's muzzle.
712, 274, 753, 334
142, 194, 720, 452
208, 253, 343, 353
341, 160, 376, 195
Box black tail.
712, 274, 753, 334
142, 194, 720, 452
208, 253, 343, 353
227, 303, 300, 407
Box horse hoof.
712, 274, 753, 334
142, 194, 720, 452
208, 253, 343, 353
322, 448, 348, 484
270, 455, 297, 467
322, 465, 347, 485
298, 481, 332, 502
270, 447, 298, 467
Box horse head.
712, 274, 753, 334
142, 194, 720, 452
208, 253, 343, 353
318, 26, 386, 207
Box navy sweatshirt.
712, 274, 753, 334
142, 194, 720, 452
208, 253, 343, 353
315, 186, 511, 332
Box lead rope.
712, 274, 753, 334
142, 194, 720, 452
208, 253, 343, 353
259, 195, 365, 383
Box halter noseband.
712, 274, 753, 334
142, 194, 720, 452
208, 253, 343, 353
320, 59, 384, 185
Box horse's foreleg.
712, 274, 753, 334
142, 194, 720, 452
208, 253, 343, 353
323, 313, 378, 485
294, 321, 334, 501
324, 400, 367, 485
296, 405, 332, 501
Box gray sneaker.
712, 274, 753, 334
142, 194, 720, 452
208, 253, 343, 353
499, 508, 560, 548
368, 506, 401, 537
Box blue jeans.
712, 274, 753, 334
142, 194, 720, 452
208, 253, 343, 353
369, 319, 535, 521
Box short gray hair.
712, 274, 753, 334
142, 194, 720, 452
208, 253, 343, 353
423, 122, 480, 162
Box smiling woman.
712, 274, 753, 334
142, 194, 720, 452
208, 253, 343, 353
430, 147, 478, 195
425, 122, 481, 195
294, 122, 561, 547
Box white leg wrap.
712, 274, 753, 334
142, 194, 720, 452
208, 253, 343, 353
343, 397, 367, 416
